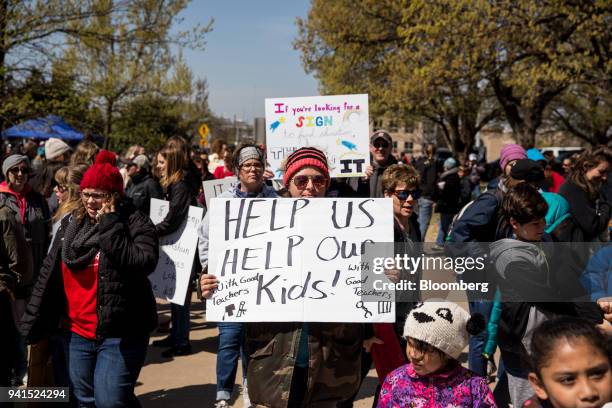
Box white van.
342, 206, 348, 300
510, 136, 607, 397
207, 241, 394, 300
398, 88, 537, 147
540, 146, 584, 160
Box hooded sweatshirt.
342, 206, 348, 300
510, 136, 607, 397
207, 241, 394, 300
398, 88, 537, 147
0, 181, 50, 285
489, 238, 602, 374
0, 181, 29, 223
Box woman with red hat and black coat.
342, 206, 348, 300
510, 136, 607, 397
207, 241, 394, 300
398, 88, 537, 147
20, 152, 159, 408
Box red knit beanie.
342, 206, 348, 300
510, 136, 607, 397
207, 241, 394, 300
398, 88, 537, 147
80, 163, 124, 195
95, 149, 117, 166
283, 147, 329, 185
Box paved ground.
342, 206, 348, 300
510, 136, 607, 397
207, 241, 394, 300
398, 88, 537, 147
135, 215, 447, 407
136, 300, 379, 408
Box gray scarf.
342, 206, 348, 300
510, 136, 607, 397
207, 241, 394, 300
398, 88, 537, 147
62, 215, 100, 270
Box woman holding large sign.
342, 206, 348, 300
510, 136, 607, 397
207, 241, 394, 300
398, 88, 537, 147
152, 137, 199, 357
201, 147, 363, 407
198, 143, 278, 408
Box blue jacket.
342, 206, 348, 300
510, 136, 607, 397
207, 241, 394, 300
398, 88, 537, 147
446, 189, 504, 259
581, 245, 612, 301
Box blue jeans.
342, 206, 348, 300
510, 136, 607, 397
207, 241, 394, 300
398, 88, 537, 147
170, 291, 191, 347
436, 213, 454, 246
65, 331, 149, 408
418, 198, 435, 240
216, 322, 247, 401
468, 301, 493, 377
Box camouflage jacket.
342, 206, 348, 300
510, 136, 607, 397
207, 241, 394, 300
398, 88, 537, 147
246, 322, 363, 408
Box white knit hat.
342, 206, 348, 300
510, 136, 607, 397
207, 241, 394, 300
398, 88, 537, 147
44, 138, 71, 161
403, 301, 484, 359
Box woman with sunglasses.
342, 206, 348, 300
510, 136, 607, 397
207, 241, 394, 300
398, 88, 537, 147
0, 155, 50, 387
0, 155, 51, 282
342, 164, 423, 408
21, 153, 159, 407
382, 164, 422, 244
202, 147, 363, 407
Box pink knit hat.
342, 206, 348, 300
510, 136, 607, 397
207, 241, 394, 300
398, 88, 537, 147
500, 144, 526, 171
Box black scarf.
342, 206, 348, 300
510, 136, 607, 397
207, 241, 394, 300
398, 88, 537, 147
62, 215, 100, 270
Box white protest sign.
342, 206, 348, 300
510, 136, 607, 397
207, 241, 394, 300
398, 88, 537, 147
203, 177, 284, 208
207, 197, 394, 322
149, 198, 203, 305
203, 177, 239, 208
265, 94, 370, 178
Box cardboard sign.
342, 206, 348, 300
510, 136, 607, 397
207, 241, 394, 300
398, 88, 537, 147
203, 177, 239, 208
203, 177, 285, 208
207, 197, 394, 322
149, 198, 203, 305
265, 94, 370, 178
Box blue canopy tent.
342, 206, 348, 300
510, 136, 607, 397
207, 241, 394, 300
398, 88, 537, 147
1, 115, 84, 141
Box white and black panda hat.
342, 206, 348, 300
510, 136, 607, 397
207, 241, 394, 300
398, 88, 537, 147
403, 301, 485, 359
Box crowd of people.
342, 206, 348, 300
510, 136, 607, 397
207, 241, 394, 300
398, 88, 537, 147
0, 131, 611, 408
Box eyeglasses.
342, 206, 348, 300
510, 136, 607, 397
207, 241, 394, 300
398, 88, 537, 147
8, 166, 29, 175
240, 164, 263, 172
292, 175, 327, 189
373, 141, 390, 149
55, 184, 68, 193
81, 192, 110, 201
390, 189, 421, 200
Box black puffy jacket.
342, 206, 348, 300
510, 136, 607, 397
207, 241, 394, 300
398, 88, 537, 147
125, 170, 163, 215
155, 171, 198, 237
20, 201, 159, 343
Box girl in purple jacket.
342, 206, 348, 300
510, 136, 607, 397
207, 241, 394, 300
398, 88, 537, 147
378, 301, 497, 407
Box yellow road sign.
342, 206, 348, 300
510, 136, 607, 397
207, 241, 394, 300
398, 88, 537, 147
198, 123, 209, 147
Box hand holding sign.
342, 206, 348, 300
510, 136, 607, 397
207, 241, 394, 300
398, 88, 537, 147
200, 273, 219, 299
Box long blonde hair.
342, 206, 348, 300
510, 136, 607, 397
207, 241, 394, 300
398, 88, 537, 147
69, 141, 99, 166
54, 164, 89, 223
158, 144, 187, 188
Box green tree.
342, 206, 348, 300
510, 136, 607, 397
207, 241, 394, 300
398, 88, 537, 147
57, 0, 212, 147
113, 94, 184, 152
0, 1, 152, 129
113, 76, 214, 152
295, 0, 500, 158
547, 83, 611, 146
0, 65, 103, 135
296, 0, 611, 150
483, 1, 611, 147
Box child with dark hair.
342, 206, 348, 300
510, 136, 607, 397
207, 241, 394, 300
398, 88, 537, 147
377, 301, 496, 407
490, 183, 605, 408
524, 317, 611, 408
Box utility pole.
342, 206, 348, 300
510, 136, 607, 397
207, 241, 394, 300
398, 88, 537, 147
234, 114, 238, 145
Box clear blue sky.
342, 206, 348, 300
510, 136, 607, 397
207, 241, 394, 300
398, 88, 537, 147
179, 1, 319, 123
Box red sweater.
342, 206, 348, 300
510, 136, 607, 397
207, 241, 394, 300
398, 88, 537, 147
213, 166, 235, 179
62, 253, 99, 339
548, 171, 565, 193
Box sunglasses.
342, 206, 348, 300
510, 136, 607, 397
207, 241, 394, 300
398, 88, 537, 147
373, 141, 390, 149
81, 192, 110, 201
8, 166, 29, 175
391, 189, 421, 200
292, 175, 327, 189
